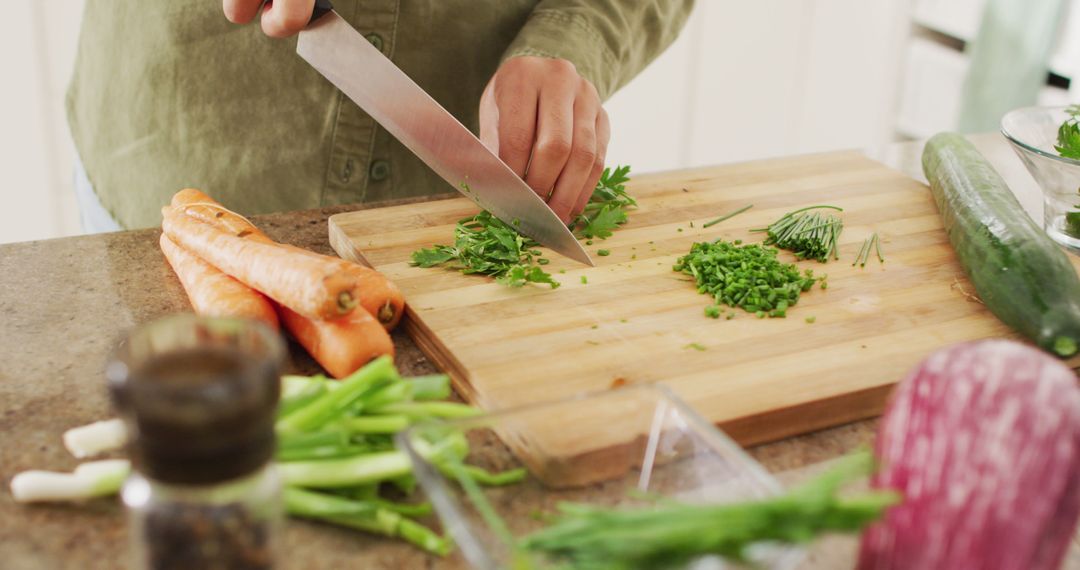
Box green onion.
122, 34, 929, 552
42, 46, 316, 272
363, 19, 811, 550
520, 451, 898, 568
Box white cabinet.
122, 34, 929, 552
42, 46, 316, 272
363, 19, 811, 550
895, 38, 969, 138
896, 0, 1080, 138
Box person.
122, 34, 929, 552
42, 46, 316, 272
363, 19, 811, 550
68, 0, 694, 233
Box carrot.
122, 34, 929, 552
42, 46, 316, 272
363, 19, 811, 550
169, 189, 405, 329
158, 234, 279, 329
161, 206, 359, 321
170, 188, 274, 243
277, 304, 394, 379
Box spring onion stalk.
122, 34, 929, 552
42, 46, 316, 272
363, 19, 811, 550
62, 418, 127, 458
275, 442, 391, 462
278, 376, 329, 418
363, 374, 452, 411
520, 452, 899, 569
278, 451, 413, 488
372, 401, 483, 420
342, 415, 412, 434
11, 459, 131, 503
404, 375, 453, 401
276, 356, 398, 434
284, 487, 451, 555
441, 464, 527, 486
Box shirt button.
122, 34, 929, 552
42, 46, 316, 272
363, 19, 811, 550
369, 160, 390, 182
366, 33, 384, 53
341, 157, 355, 183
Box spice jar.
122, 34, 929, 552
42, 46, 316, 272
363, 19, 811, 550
108, 315, 285, 570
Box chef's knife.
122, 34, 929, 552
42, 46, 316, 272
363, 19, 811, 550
295, 0, 594, 266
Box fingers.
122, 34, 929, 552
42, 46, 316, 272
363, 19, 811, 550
261, 0, 315, 37
523, 68, 577, 213
548, 86, 601, 223
572, 108, 610, 219
492, 72, 539, 178
223, 0, 264, 24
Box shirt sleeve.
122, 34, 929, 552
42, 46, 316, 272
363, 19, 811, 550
501, 1, 695, 100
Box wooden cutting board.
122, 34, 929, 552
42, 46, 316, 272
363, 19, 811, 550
329, 151, 1080, 447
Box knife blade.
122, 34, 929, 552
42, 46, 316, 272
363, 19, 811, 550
295, 4, 594, 266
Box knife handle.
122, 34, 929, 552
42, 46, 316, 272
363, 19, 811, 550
311, 0, 333, 23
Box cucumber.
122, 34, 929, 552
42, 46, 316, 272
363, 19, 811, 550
922, 132, 1080, 358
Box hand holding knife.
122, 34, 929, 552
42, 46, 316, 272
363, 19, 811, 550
225, 0, 596, 266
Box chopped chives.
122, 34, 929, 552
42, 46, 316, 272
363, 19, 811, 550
703, 204, 754, 228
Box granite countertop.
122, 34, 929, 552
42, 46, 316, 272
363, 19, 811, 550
1, 133, 1076, 569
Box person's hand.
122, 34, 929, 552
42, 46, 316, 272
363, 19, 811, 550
223, 0, 315, 38
479, 57, 610, 224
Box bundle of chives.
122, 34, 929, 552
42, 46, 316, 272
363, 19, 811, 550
752, 206, 843, 262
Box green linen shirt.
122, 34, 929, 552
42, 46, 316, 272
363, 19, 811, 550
67, 0, 693, 229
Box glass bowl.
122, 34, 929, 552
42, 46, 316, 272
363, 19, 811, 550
1001, 106, 1080, 252
396, 384, 804, 570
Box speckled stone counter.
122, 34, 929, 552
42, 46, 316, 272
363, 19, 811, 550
2, 134, 1076, 569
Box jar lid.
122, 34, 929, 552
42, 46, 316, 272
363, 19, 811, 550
108, 316, 284, 485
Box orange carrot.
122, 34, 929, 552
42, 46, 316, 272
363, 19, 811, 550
169, 189, 405, 329
158, 234, 279, 329
161, 206, 359, 321
277, 304, 394, 379
170, 189, 274, 243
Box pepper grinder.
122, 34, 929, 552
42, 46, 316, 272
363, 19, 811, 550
108, 315, 285, 570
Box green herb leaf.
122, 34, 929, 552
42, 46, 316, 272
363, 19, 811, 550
412, 166, 634, 287
410, 247, 456, 267
1056, 105, 1080, 159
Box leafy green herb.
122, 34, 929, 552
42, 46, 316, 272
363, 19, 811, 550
703, 204, 753, 228
1067, 211, 1080, 238
520, 450, 899, 569
704, 305, 721, 319
1056, 104, 1080, 159
685, 343, 707, 351
411, 211, 559, 289
581, 276, 588, 285
674, 240, 824, 318
751, 205, 843, 262
597, 249, 611, 256
806, 316, 816, 324
411, 166, 633, 287
575, 166, 635, 239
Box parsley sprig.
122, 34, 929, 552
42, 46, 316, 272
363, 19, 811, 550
1056, 104, 1080, 160
574, 165, 635, 239
411, 166, 634, 287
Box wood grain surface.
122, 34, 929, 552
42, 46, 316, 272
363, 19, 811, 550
329, 151, 1080, 447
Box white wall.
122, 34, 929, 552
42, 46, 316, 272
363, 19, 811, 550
0, 2, 84, 244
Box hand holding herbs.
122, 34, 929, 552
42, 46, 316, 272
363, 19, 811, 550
10, 356, 524, 556
411, 166, 634, 288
